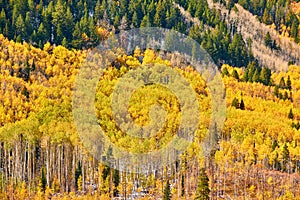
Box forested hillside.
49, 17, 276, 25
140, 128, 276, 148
0, 35, 299, 199
0, 0, 300, 199
0, 0, 299, 69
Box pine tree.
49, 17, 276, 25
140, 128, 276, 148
252, 68, 260, 83
15, 14, 25, 39
286, 76, 292, 90
231, 97, 239, 109
37, 23, 47, 44
283, 91, 289, 100
274, 85, 279, 97
75, 161, 82, 190
232, 69, 239, 80
181, 175, 185, 197
282, 143, 289, 172
279, 77, 286, 89
240, 99, 245, 110
288, 108, 294, 119
163, 180, 171, 200
260, 67, 271, 85
140, 14, 151, 28
113, 169, 120, 197
41, 167, 47, 192
221, 67, 230, 77
132, 11, 139, 27
0, 8, 6, 29
195, 168, 210, 200
264, 32, 272, 48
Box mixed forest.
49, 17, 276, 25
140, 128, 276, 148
0, 0, 300, 199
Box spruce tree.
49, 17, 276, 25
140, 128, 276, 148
221, 67, 230, 77
240, 99, 245, 110
279, 77, 286, 89
163, 180, 171, 200
286, 76, 292, 90
41, 167, 47, 192
231, 97, 239, 109
232, 69, 239, 80
75, 161, 82, 190
264, 32, 272, 48
113, 169, 120, 197
274, 85, 279, 97
260, 67, 271, 85
282, 143, 289, 172
195, 168, 210, 200
288, 108, 294, 119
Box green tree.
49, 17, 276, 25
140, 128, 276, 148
140, 14, 151, 28
75, 161, 82, 190
24, 12, 33, 40
163, 180, 171, 200
264, 32, 272, 48
195, 168, 210, 200
252, 68, 260, 82
15, 14, 25, 39
132, 11, 139, 27
279, 77, 286, 89
286, 75, 292, 90
72, 22, 83, 49
274, 85, 279, 97
37, 23, 47, 44
0, 8, 5, 27
231, 97, 239, 108
291, 20, 299, 43
288, 108, 294, 119
113, 169, 120, 197
282, 143, 289, 172
240, 99, 245, 110
260, 67, 271, 85
221, 67, 230, 77
41, 167, 47, 192
232, 69, 239, 80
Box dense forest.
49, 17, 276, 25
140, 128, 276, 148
0, 0, 300, 199
0, 0, 299, 68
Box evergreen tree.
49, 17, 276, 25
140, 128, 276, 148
232, 69, 239, 80
24, 12, 33, 40
140, 14, 151, 28
240, 99, 245, 110
231, 97, 239, 109
0, 9, 6, 30
283, 91, 289, 100
221, 67, 230, 77
163, 180, 171, 200
291, 20, 299, 43
37, 23, 47, 44
286, 75, 292, 90
15, 14, 25, 39
274, 85, 279, 97
181, 175, 185, 197
75, 161, 82, 190
260, 67, 271, 85
132, 11, 139, 27
41, 167, 47, 192
72, 22, 83, 49
113, 169, 120, 197
279, 77, 286, 89
264, 32, 272, 48
252, 68, 260, 82
272, 139, 278, 151
195, 168, 210, 200
288, 108, 294, 119
282, 143, 289, 172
